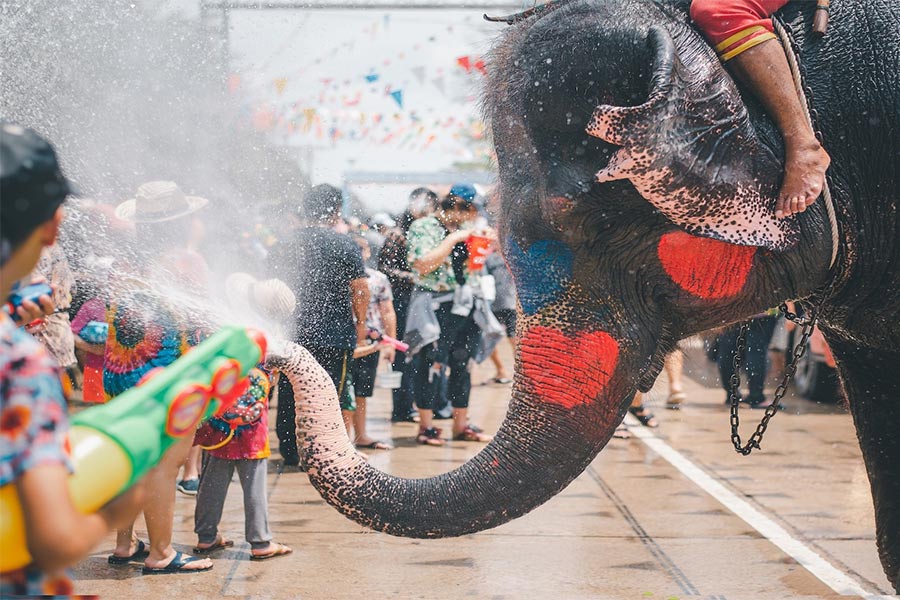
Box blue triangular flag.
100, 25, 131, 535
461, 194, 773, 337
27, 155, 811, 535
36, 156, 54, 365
365, 71, 380, 83
389, 89, 404, 109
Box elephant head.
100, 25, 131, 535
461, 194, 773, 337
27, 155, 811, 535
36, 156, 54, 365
283, 0, 833, 538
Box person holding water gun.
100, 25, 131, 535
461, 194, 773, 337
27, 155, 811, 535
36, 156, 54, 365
103, 180, 214, 574
0, 123, 147, 596
349, 236, 400, 451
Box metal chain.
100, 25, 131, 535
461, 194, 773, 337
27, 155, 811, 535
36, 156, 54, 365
728, 306, 818, 454
727, 16, 842, 455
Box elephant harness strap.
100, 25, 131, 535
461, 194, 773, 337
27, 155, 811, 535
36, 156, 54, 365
729, 13, 841, 456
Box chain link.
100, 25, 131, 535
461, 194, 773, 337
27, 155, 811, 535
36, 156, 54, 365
728, 306, 818, 454
727, 16, 841, 455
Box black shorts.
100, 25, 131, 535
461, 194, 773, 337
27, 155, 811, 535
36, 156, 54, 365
351, 351, 380, 398
307, 345, 354, 411
493, 309, 517, 338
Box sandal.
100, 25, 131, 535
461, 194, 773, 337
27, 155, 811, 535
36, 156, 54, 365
452, 425, 493, 442
193, 537, 234, 554
416, 427, 444, 446
108, 539, 149, 565
355, 439, 393, 450
666, 391, 686, 410
628, 405, 659, 428
250, 542, 293, 561
613, 424, 631, 439
141, 551, 213, 575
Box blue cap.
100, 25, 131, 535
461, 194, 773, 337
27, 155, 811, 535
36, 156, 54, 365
449, 183, 477, 202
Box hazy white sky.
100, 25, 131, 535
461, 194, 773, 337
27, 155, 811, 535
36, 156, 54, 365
223, 5, 515, 212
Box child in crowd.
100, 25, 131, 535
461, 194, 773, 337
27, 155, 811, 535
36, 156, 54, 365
69, 278, 107, 403
349, 236, 398, 450
0, 122, 146, 596
192, 273, 295, 560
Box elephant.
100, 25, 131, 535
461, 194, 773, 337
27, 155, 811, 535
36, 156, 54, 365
273, 0, 900, 590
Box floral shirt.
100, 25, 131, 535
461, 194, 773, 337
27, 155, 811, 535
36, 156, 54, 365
364, 268, 393, 333
193, 368, 271, 460
0, 314, 74, 597
407, 217, 458, 293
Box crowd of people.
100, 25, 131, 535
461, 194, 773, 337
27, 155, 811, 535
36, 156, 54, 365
1, 122, 803, 595
0, 123, 524, 593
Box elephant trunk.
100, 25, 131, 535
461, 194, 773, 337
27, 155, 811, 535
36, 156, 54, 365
268, 325, 627, 537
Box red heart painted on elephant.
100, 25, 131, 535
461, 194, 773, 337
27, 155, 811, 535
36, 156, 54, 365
658, 231, 757, 299
520, 326, 619, 410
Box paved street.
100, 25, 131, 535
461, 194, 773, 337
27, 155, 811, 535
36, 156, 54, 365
73, 344, 891, 598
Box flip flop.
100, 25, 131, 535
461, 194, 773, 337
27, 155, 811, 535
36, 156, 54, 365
355, 440, 393, 450
141, 551, 213, 575
192, 538, 234, 554
250, 543, 293, 561
666, 391, 686, 410
628, 405, 659, 428
613, 425, 631, 439
108, 539, 149, 565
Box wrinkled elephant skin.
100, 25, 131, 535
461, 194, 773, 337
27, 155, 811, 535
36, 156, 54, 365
288, 0, 900, 591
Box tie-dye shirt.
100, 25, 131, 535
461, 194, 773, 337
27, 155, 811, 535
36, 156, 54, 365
103, 286, 200, 400
0, 313, 74, 597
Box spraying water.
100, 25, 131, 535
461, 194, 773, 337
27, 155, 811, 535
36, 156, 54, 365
1, 0, 310, 337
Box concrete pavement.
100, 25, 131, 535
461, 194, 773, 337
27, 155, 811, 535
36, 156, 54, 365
72, 344, 891, 598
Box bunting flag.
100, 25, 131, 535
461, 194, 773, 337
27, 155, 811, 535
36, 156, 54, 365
252, 106, 275, 131
274, 78, 287, 95
474, 59, 487, 75
456, 55, 471, 72
389, 89, 404, 109
302, 108, 316, 132
343, 91, 362, 106
411, 65, 426, 84
431, 76, 446, 94
227, 74, 241, 94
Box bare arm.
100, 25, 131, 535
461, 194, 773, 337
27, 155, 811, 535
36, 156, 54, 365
17, 464, 145, 572
73, 335, 105, 356
350, 277, 370, 346
378, 301, 397, 340
378, 300, 398, 363
411, 229, 471, 276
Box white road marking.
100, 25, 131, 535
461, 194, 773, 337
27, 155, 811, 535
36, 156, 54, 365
624, 415, 890, 598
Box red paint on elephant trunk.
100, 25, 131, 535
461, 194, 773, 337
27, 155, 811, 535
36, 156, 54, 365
658, 231, 757, 299
520, 326, 619, 409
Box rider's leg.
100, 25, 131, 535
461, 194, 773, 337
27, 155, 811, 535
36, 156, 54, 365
690, 0, 830, 219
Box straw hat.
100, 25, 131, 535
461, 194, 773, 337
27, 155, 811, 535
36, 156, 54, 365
224, 272, 296, 322
251, 278, 296, 321
115, 180, 208, 223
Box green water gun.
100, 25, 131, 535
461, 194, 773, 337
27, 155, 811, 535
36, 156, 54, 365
0, 326, 267, 572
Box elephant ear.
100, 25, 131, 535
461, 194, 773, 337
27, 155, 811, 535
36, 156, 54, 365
586, 27, 799, 251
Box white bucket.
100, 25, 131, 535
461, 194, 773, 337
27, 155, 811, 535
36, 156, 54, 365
375, 370, 403, 389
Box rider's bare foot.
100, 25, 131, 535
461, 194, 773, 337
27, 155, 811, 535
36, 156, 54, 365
775, 140, 830, 219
